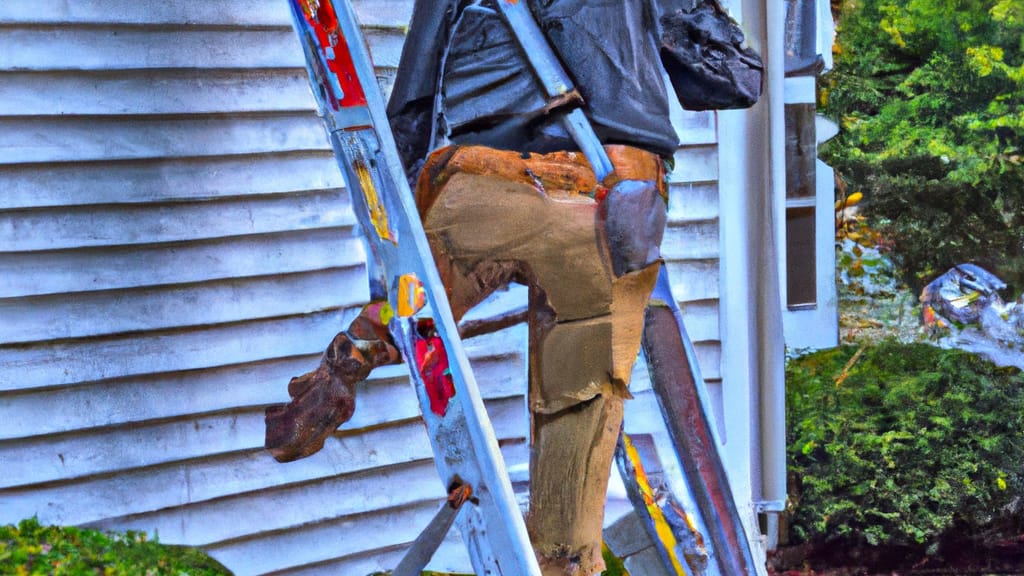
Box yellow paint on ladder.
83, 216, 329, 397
352, 158, 396, 243
621, 433, 688, 575
397, 274, 426, 317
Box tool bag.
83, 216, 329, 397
659, 0, 764, 110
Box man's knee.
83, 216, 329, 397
602, 179, 667, 277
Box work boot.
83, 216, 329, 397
265, 302, 400, 462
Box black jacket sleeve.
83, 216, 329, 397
386, 0, 459, 174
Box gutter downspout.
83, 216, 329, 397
718, 0, 786, 565
757, 0, 790, 550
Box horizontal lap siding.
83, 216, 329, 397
665, 109, 723, 386
0, 1, 724, 574
0, 2, 520, 574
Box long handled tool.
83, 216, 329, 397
285, 1, 541, 574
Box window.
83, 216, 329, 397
784, 103, 817, 309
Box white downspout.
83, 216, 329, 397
717, 0, 787, 567
722, 0, 789, 552
758, 0, 790, 550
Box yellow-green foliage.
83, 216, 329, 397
786, 342, 1024, 547
0, 518, 231, 575
820, 0, 1024, 292
601, 542, 630, 576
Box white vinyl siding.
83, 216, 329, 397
0, 1, 724, 574
660, 106, 725, 430
0, 2, 517, 574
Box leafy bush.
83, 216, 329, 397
819, 0, 1024, 293
0, 518, 231, 575
786, 342, 1024, 548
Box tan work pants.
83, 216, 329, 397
417, 144, 666, 575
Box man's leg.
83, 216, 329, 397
417, 145, 666, 575
525, 261, 660, 576
528, 393, 625, 574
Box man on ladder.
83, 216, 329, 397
266, 1, 761, 574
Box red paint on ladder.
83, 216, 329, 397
414, 326, 456, 416
297, 0, 368, 109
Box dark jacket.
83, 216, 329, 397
386, 0, 701, 171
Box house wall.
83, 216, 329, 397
0, 1, 740, 574
0, 2, 488, 574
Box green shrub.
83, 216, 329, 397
786, 342, 1024, 548
0, 518, 231, 575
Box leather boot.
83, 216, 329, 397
265, 302, 400, 462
